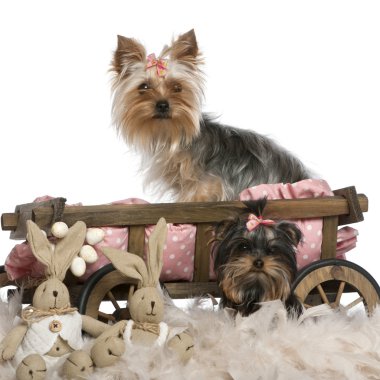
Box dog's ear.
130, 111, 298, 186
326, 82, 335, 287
278, 222, 303, 247
112, 35, 146, 75
212, 218, 239, 242
171, 29, 199, 61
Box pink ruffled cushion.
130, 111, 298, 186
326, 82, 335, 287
239, 179, 358, 269
5, 198, 195, 283
4, 181, 358, 283
82, 198, 195, 282
5, 243, 46, 280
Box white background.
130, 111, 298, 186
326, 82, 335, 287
0, 1, 379, 283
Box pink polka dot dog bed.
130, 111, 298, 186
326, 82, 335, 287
239, 179, 358, 270
5, 179, 358, 283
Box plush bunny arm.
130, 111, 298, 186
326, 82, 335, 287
93, 320, 127, 343
81, 315, 109, 338
0, 323, 28, 361
147, 217, 167, 286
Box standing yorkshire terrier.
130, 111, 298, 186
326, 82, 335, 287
212, 198, 303, 317
111, 30, 310, 202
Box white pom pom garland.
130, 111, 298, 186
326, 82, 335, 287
51, 222, 69, 238
79, 245, 98, 264
86, 228, 105, 245
70, 256, 86, 277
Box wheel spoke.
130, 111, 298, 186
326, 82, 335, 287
98, 311, 116, 322
107, 291, 121, 310
317, 284, 330, 305
343, 296, 364, 311
333, 281, 346, 307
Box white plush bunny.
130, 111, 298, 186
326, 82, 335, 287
91, 217, 194, 368
0, 220, 108, 380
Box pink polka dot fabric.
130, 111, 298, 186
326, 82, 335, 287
239, 179, 358, 269
5, 198, 196, 283
4, 181, 358, 282
144, 223, 196, 282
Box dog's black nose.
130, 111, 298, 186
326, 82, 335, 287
155, 100, 170, 115
253, 259, 264, 269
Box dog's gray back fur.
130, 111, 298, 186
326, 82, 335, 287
193, 115, 310, 200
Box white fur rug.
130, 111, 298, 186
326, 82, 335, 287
1, 293, 380, 380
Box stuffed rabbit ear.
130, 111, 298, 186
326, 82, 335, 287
102, 247, 149, 288
27, 220, 55, 276
147, 218, 168, 286
53, 221, 87, 280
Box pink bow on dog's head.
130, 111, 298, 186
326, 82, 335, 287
246, 214, 275, 232
146, 53, 168, 77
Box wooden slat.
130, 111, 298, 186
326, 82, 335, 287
193, 223, 213, 282
320, 216, 339, 259
0, 271, 11, 288
128, 226, 145, 258
1, 193, 368, 233
1, 213, 18, 231
163, 282, 220, 299
334, 186, 364, 225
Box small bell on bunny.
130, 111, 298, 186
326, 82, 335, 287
0, 220, 109, 380
91, 217, 194, 368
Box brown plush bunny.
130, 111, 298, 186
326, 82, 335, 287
0, 220, 109, 380
91, 217, 194, 368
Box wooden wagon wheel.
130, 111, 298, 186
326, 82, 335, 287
77, 264, 138, 323
0, 265, 10, 300
0, 265, 17, 301
0, 265, 7, 286
292, 259, 380, 315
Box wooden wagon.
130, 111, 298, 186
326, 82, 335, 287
1, 185, 379, 323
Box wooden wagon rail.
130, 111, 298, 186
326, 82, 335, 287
0, 186, 369, 299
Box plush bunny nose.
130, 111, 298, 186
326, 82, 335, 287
53, 291, 58, 298
151, 301, 155, 309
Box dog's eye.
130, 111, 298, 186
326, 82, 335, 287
237, 243, 250, 251
173, 83, 182, 93
138, 83, 150, 91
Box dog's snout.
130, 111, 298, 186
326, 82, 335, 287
155, 100, 170, 115
253, 259, 264, 269
53, 290, 58, 298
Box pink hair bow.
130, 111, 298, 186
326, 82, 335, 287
146, 53, 168, 77
246, 214, 275, 231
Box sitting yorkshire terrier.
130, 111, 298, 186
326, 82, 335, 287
212, 198, 303, 317
111, 30, 310, 202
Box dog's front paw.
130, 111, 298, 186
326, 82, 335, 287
168, 332, 194, 363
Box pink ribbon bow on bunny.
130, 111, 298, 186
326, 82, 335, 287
246, 214, 276, 231
146, 53, 169, 77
